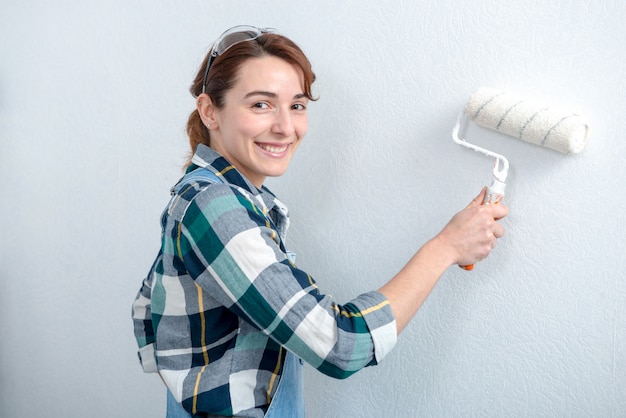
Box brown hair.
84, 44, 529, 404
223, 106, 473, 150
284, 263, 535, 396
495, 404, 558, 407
185, 32, 317, 167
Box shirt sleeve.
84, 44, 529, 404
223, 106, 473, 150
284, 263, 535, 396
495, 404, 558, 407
177, 184, 397, 379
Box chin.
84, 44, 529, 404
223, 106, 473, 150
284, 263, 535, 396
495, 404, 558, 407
264, 168, 288, 178
262, 161, 292, 177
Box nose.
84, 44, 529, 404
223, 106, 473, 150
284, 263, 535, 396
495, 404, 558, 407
271, 108, 295, 137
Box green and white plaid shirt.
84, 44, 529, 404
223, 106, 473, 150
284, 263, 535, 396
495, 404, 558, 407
132, 144, 397, 417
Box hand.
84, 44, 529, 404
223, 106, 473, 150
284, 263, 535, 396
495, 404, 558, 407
435, 188, 509, 267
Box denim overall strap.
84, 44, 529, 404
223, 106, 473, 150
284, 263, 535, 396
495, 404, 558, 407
171, 167, 223, 195
264, 351, 305, 417
167, 390, 193, 418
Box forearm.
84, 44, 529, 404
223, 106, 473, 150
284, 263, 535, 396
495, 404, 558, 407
378, 189, 509, 335
378, 235, 455, 335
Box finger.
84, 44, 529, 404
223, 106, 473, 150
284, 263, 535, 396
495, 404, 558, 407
490, 203, 509, 220
493, 223, 505, 238
467, 187, 487, 208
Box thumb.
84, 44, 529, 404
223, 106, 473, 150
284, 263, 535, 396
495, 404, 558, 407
467, 187, 487, 208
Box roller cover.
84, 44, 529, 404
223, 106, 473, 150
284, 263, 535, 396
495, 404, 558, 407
466, 86, 589, 154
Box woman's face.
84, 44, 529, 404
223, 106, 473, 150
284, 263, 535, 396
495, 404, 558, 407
202, 55, 309, 188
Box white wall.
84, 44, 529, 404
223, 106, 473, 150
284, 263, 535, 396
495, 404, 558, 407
1, 1, 624, 417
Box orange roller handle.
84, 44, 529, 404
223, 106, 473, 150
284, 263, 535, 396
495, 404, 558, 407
460, 180, 505, 271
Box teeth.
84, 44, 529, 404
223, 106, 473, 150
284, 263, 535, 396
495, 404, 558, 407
259, 144, 288, 153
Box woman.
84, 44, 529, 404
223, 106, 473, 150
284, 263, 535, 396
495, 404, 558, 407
132, 25, 508, 417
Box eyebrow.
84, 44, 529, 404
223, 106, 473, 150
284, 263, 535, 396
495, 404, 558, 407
244, 91, 308, 100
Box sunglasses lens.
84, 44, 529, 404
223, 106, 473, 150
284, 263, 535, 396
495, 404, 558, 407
215, 29, 261, 55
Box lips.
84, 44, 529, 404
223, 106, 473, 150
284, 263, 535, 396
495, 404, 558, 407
257, 142, 290, 154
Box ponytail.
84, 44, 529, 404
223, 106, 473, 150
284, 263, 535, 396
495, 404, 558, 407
184, 109, 210, 168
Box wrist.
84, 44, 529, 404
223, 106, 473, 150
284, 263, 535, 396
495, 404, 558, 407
423, 234, 458, 270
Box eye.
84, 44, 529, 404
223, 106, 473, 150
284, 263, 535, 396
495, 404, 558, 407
252, 102, 271, 110
292, 103, 307, 111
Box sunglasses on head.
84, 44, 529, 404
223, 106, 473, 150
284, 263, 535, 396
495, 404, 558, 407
201, 25, 275, 94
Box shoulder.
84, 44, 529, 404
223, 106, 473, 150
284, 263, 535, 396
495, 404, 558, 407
165, 176, 231, 225
181, 180, 265, 225
170, 169, 267, 225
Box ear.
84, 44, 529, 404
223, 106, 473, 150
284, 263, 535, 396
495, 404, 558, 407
196, 93, 218, 130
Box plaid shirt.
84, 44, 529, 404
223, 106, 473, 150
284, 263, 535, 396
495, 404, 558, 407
132, 144, 397, 417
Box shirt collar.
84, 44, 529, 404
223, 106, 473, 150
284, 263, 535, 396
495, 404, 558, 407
189, 144, 258, 194
189, 144, 283, 213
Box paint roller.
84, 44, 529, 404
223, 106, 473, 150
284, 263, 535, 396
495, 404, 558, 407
452, 86, 590, 270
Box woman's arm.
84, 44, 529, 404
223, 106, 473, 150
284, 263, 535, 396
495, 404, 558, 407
379, 188, 509, 334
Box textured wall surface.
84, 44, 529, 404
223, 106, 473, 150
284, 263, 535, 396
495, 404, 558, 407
1, 1, 624, 417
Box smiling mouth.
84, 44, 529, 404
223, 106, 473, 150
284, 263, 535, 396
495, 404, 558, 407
258, 143, 289, 154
